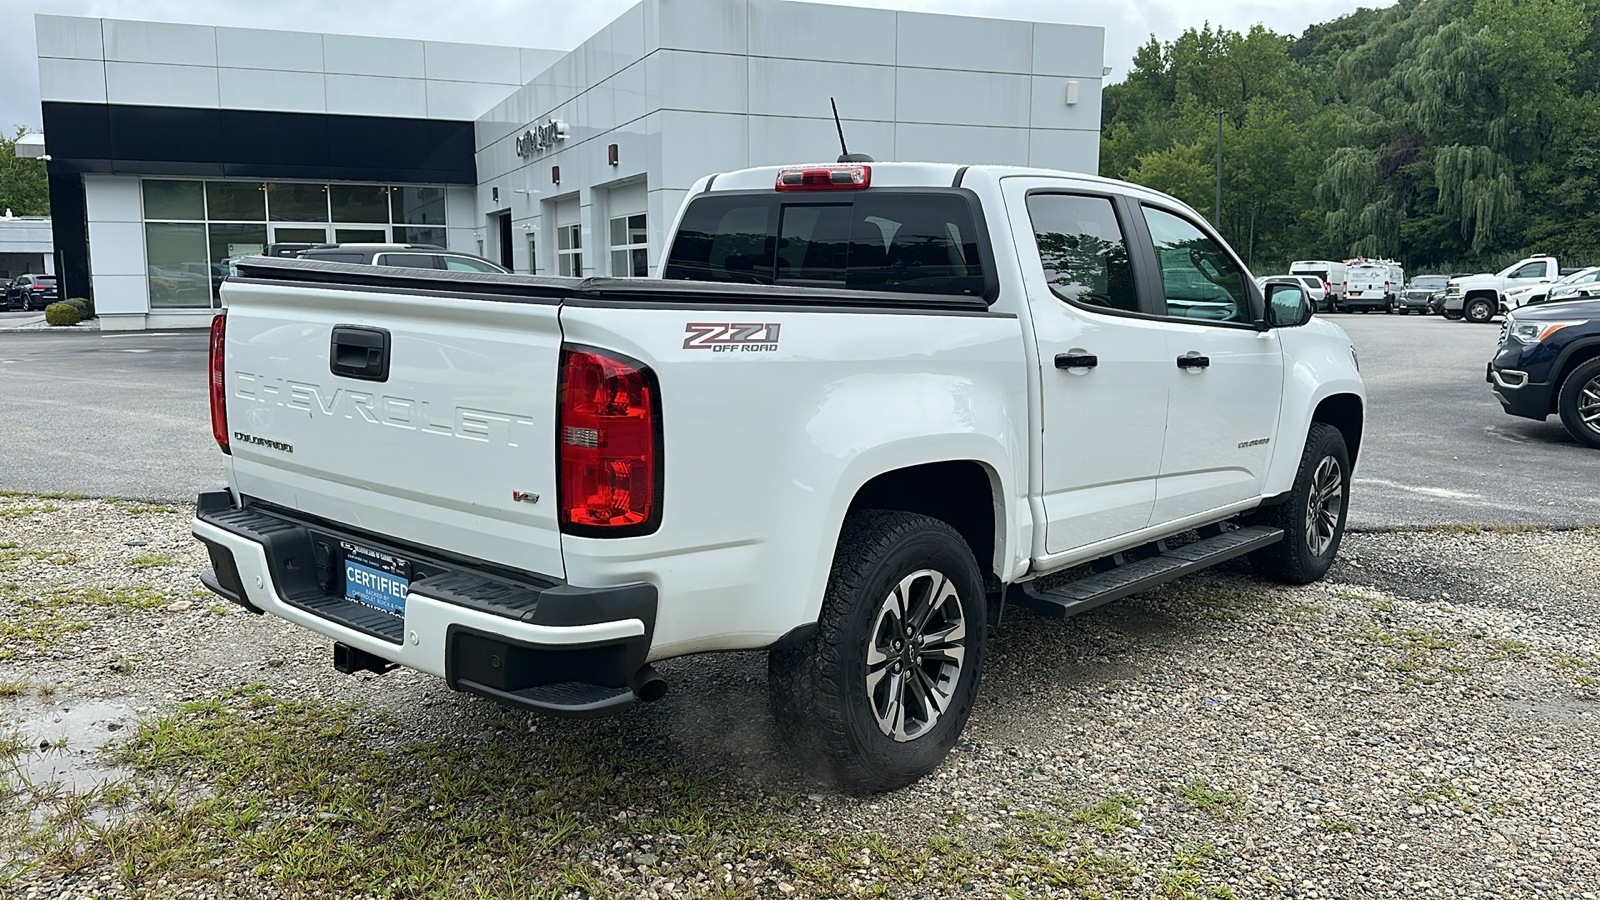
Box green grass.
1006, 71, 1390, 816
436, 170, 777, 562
0, 679, 25, 699
1176, 780, 1245, 819
0, 611, 92, 658
45, 586, 169, 611
127, 554, 177, 570
0, 490, 84, 500
1068, 793, 1143, 834
0, 687, 1221, 898
0, 505, 58, 520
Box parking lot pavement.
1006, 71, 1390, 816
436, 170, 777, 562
0, 313, 1596, 527
1330, 312, 1600, 528
0, 329, 223, 501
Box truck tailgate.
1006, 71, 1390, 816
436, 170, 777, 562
220, 276, 566, 579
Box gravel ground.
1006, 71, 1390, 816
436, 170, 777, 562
2, 497, 1598, 898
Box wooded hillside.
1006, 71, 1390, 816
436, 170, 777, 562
1101, 0, 1600, 273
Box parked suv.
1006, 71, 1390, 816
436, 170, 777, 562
1488, 297, 1600, 449
1400, 275, 1449, 314
5, 274, 58, 311
296, 243, 509, 274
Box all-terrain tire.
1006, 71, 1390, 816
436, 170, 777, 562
1249, 423, 1351, 585
768, 510, 986, 793
1556, 357, 1600, 450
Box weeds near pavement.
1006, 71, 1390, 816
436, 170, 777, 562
127, 554, 177, 570
0, 679, 25, 699
1176, 780, 1245, 819
1068, 794, 1143, 834
0, 505, 58, 520
45, 586, 168, 612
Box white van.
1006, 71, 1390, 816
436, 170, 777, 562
1291, 260, 1347, 308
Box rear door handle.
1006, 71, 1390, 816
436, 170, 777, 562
1176, 353, 1210, 369
1055, 353, 1098, 369
330, 325, 391, 382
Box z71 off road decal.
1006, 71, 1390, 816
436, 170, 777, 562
683, 323, 781, 352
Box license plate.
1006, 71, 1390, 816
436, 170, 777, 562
342, 541, 410, 615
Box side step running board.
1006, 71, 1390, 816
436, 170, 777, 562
1010, 525, 1284, 619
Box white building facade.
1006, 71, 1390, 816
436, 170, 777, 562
34, 0, 1104, 330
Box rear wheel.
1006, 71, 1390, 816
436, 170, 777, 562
1557, 357, 1600, 450
769, 510, 987, 792
1249, 423, 1350, 584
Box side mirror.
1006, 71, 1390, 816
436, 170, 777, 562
1265, 282, 1314, 328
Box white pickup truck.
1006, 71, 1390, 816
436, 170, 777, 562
1444, 255, 1564, 323
192, 162, 1366, 791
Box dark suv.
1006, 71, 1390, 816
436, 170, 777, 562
296, 243, 508, 274
1488, 297, 1600, 448
6, 274, 58, 311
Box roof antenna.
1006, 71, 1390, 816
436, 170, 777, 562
831, 98, 873, 163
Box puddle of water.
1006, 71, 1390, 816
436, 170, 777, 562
4, 700, 137, 795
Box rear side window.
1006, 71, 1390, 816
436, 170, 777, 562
664, 192, 987, 298
377, 253, 441, 269
1026, 193, 1138, 313
443, 256, 505, 273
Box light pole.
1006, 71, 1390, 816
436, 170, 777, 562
1214, 109, 1225, 228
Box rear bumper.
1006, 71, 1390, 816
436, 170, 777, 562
192, 490, 657, 716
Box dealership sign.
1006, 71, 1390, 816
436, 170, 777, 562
516, 120, 568, 157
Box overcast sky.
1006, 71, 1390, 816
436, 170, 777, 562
0, 0, 1397, 133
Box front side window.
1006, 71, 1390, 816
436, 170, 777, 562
1027, 193, 1137, 313
664, 192, 986, 298
557, 224, 583, 277
609, 213, 648, 277
1510, 262, 1546, 279
1141, 205, 1249, 323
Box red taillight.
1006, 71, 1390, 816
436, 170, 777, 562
557, 346, 660, 535
31, 286, 45, 291
775, 164, 870, 191
209, 313, 229, 455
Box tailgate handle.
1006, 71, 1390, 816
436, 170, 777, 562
329, 326, 391, 382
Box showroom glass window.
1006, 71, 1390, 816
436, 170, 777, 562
557, 224, 583, 276
609, 213, 648, 277
140, 179, 452, 307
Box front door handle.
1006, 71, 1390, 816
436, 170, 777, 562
1176, 353, 1211, 369
1055, 353, 1098, 369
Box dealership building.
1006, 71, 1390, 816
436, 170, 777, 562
31, 0, 1105, 330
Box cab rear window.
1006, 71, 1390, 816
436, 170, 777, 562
664, 192, 989, 299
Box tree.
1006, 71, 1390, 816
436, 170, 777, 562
0, 127, 49, 217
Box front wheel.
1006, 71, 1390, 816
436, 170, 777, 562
769, 510, 986, 792
1249, 423, 1350, 584
1557, 357, 1600, 450
1465, 298, 1496, 323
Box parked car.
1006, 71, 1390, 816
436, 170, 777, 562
5, 274, 58, 311
1489, 297, 1600, 449
1399, 275, 1449, 314
296, 243, 509, 273
195, 161, 1365, 791
1504, 265, 1600, 310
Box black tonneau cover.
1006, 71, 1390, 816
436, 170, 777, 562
229, 256, 990, 313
